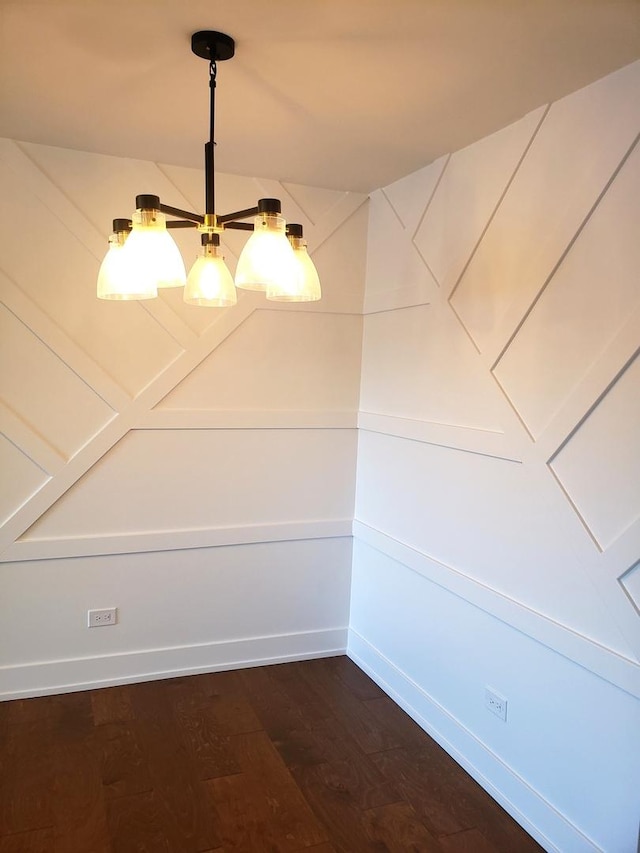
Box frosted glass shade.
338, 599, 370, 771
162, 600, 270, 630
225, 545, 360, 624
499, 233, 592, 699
122, 209, 186, 292
97, 232, 157, 300
184, 244, 237, 307
267, 239, 321, 302
235, 214, 298, 293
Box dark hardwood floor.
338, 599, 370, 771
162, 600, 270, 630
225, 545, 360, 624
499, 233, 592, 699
0, 656, 544, 852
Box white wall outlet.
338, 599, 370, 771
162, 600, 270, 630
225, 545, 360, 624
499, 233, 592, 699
485, 687, 508, 721
88, 607, 117, 628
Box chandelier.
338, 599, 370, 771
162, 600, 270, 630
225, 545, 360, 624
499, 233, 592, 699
97, 31, 321, 306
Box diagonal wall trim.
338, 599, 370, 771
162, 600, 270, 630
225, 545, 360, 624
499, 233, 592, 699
361, 291, 431, 316
253, 177, 368, 255
3, 139, 105, 258
11, 139, 208, 350
547, 346, 640, 471
446, 105, 550, 313
403, 156, 450, 243
353, 521, 640, 698
357, 412, 524, 462
1, 519, 353, 562
0, 270, 130, 411
619, 560, 640, 617
0, 400, 67, 475
486, 132, 640, 371
0, 296, 258, 555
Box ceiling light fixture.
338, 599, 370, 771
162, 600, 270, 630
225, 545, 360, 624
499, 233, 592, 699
97, 31, 321, 305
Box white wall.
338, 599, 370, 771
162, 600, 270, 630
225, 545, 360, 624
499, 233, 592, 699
2, 58, 640, 853
350, 61, 640, 853
0, 139, 367, 697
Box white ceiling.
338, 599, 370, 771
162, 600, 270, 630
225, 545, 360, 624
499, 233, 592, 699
0, 0, 638, 192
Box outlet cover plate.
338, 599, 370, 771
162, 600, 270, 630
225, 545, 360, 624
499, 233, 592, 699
485, 687, 507, 721
88, 607, 117, 628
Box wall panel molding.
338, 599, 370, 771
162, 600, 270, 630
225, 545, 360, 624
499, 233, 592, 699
0, 296, 259, 554
353, 521, 640, 698
348, 631, 600, 853
0, 141, 367, 560
0, 400, 66, 475
0, 270, 130, 411
1, 520, 352, 562
358, 412, 524, 462
140, 409, 358, 430
0, 627, 348, 701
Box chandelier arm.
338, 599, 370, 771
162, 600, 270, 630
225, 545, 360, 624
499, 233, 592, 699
165, 220, 201, 229
158, 203, 205, 224
217, 206, 260, 225
223, 221, 255, 232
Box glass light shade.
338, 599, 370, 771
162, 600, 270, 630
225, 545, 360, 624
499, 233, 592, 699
184, 243, 237, 307
97, 231, 157, 300
267, 238, 321, 302
235, 213, 298, 292
122, 209, 186, 291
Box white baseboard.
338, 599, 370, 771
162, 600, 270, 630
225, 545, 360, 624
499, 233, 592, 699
0, 627, 347, 700
347, 628, 602, 853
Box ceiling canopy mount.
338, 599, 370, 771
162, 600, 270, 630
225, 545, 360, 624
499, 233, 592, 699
191, 30, 235, 62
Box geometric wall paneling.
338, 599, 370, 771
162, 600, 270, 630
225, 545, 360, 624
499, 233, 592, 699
364, 190, 437, 314
0, 436, 49, 527
19, 141, 195, 239
352, 64, 640, 853
307, 200, 369, 314
19, 427, 358, 541
0, 270, 129, 413
594, 513, 640, 661
0, 135, 367, 566
382, 155, 448, 237
354, 429, 633, 657
620, 561, 640, 617
494, 141, 640, 439
281, 181, 356, 227
350, 527, 639, 699
0, 398, 65, 477
549, 353, 640, 552
157, 310, 363, 415
356, 412, 523, 464
414, 106, 546, 298
0, 140, 109, 256
248, 174, 363, 254
0, 278, 256, 556
0, 303, 113, 459
366, 189, 420, 298
0, 146, 184, 397
360, 302, 515, 435
450, 60, 640, 362
348, 545, 640, 853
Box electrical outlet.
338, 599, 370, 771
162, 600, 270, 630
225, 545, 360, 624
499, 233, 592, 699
485, 687, 507, 721
88, 607, 117, 628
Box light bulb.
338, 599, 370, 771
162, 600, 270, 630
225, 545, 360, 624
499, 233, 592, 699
267, 231, 321, 302
97, 223, 157, 300
235, 212, 298, 293
122, 207, 186, 292
184, 239, 237, 307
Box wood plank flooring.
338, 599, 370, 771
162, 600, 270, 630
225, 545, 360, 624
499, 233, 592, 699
0, 656, 544, 852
